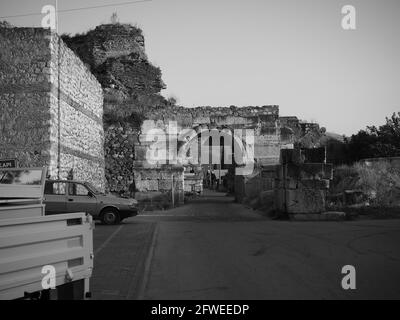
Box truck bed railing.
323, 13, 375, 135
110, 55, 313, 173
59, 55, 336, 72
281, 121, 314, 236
0, 212, 94, 300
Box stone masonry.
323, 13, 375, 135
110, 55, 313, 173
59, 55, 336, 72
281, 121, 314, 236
0, 27, 106, 191
62, 24, 320, 205
57, 23, 328, 206
275, 148, 333, 214
0, 23, 336, 209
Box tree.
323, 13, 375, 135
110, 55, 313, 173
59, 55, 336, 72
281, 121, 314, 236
371, 112, 400, 156
167, 95, 178, 106
0, 21, 13, 28
347, 112, 400, 162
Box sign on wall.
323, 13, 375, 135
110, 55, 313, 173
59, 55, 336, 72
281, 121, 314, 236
0, 159, 17, 169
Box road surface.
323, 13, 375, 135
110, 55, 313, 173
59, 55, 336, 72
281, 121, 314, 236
92, 191, 400, 300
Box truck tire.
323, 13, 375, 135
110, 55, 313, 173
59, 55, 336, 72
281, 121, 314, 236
101, 209, 121, 225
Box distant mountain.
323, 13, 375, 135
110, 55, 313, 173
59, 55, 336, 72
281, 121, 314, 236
325, 132, 345, 142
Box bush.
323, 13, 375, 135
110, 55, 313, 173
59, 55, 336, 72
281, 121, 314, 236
331, 161, 400, 207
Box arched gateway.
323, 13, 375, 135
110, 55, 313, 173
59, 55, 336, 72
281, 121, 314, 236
132, 105, 296, 205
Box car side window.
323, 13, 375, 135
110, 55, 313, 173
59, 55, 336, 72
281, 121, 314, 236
44, 182, 66, 195
69, 183, 90, 196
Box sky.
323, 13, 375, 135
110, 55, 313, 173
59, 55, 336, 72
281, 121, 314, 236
1, 0, 399, 136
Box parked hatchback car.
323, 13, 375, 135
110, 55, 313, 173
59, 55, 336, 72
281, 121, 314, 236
44, 180, 138, 225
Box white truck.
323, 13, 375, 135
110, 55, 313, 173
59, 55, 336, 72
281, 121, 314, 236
0, 167, 94, 300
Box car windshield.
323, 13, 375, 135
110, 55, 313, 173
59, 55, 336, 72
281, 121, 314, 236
84, 182, 103, 195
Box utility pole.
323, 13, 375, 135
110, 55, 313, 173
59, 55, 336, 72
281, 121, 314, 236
218, 163, 221, 191
171, 174, 175, 208
55, 0, 59, 33
209, 164, 212, 189
55, 0, 61, 180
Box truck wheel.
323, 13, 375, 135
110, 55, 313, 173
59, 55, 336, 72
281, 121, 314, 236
101, 209, 120, 225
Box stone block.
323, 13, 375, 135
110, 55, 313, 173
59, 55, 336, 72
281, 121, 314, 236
136, 179, 159, 191
193, 116, 210, 124
140, 169, 160, 180
286, 163, 333, 180
135, 191, 164, 201
274, 188, 285, 211
158, 179, 173, 191
259, 190, 275, 207
276, 165, 284, 180
135, 179, 148, 191
261, 166, 279, 179
280, 148, 302, 164
255, 144, 280, 159
285, 188, 326, 214
211, 115, 236, 126
147, 179, 159, 191
160, 171, 174, 179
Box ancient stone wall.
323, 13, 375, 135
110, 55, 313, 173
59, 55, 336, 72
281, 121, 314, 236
1, 23, 332, 208
135, 105, 282, 164
63, 23, 168, 197
48, 32, 105, 190
0, 27, 105, 191
104, 103, 293, 198
105, 122, 137, 193
61, 23, 326, 205
0, 28, 52, 167
129, 105, 285, 205
275, 149, 333, 214
234, 165, 278, 204
234, 148, 334, 215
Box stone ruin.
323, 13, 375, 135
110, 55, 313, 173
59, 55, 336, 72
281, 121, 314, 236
60, 23, 308, 206
0, 23, 340, 212
275, 148, 333, 214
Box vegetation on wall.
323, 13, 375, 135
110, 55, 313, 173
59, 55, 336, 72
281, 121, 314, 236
61, 21, 171, 125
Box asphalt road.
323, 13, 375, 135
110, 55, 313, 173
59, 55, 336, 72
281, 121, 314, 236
92, 191, 400, 300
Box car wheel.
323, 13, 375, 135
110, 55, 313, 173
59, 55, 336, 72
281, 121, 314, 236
101, 209, 120, 225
